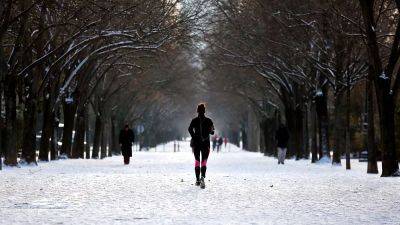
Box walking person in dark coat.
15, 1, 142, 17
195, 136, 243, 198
188, 103, 215, 188
217, 137, 223, 153
119, 124, 135, 165
275, 123, 289, 164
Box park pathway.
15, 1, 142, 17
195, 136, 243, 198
1, 142, 399, 225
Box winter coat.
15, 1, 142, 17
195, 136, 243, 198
218, 138, 223, 145
188, 115, 214, 148
119, 129, 135, 157
275, 126, 290, 148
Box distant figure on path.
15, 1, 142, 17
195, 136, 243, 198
119, 124, 135, 165
217, 137, 223, 153
275, 124, 289, 165
223, 137, 228, 148
188, 103, 215, 189
212, 135, 217, 151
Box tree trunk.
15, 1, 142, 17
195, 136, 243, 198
241, 125, 247, 150
50, 111, 58, 160
39, 93, 52, 161
294, 106, 304, 160
303, 103, 310, 159
345, 84, 351, 170
60, 102, 77, 158
110, 116, 119, 155
0, 89, 3, 170
92, 114, 103, 159
315, 91, 330, 162
71, 106, 86, 159
101, 121, 108, 159
85, 109, 90, 159
285, 106, 296, 158
310, 102, 318, 163
359, 0, 399, 176
367, 79, 378, 173
377, 89, 398, 176
21, 95, 37, 164
4, 74, 18, 166
332, 93, 345, 165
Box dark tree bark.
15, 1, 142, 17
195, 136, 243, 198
60, 101, 77, 158
39, 91, 53, 161
92, 114, 103, 159
100, 121, 108, 159
4, 74, 18, 166
110, 116, 119, 155
367, 78, 378, 173
50, 112, 58, 160
315, 89, 330, 162
310, 102, 318, 163
345, 83, 351, 170
359, 0, 399, 176
332, 93, 345, 165
71, 106, 86, 159
21, 94, 37, 164
303, 103, 310, 159
294, 106, 304, 160
85, 109, 90, 159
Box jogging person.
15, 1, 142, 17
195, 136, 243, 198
188, 103, 214, 188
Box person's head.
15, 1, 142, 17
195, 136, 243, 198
124, 124, 129, 131
197, 103, 206, 116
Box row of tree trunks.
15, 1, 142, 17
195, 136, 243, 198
359, 0, 399, 176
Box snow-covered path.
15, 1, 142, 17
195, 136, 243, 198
1, 142, 399, 225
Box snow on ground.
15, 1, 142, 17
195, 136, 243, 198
1, 142, 399, 225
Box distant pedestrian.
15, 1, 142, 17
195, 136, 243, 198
188, 103, 215, 189
217, 137, 223, 153
223, 137, 228, 148
275, 124, 289, 165
119, 124, 135, 165
212, 135, 217, 151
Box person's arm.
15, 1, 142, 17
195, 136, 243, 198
209, 119, 215, 135
188, 119, 195, 138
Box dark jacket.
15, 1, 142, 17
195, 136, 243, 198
188, 115, 214, 148
275, 126, 289, 148
119, 129, 135, 157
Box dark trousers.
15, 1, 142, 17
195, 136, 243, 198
193, 145, 210, 180
124, 156, 130, 165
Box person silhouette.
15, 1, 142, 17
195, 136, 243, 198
188, 103, 215, 188
119, 124, 135, 165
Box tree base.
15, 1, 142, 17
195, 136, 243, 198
316, 156, 331, 164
